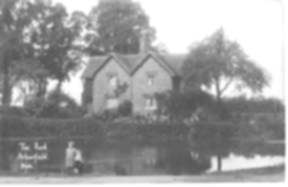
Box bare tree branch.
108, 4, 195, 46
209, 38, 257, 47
219, 77, 233, 96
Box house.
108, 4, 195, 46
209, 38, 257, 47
81, 51, 186, 115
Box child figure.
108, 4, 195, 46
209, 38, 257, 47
73, 149, 84, 174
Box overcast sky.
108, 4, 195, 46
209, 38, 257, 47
53, 0, 284, 103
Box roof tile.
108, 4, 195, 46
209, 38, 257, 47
82, 52, 186, 79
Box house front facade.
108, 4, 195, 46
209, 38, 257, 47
82, 52, 185, 115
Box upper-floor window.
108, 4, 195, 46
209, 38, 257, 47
146, 71, 156, 86
147, 77, 154, 86
109, 75, 118, 88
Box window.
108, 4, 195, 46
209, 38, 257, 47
145, 97, 157, 111
146, 72, 156, 86
147, 77, 153, 86
106, 98, 119, 109
109, 75, 118, 87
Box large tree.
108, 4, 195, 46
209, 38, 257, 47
0, 0, 35, 106
24, 1, 84, 96
1, 0, 84, 106
86, 0, 155, 55
183, 28, 269, 119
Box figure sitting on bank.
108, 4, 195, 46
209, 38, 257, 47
73, 148, 84, 174
65, 141, 84, 175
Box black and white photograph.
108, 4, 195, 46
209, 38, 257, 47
0, 0, 285, 183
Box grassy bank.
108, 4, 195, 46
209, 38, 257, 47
203, 164, 285, 182
0, 164, 284, 183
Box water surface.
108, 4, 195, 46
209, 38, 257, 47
0, 139, 284, 176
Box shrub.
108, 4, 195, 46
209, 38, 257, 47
24, 90, 84, 118
0, 106, 29, 117
0, 116, 189, 144
117, 100, 133, 117
155, 90, 214, 122
224, 97, 285, 119
235, 120, 285, 141
98, 120, 189, 144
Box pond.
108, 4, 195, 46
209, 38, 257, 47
0, 139, 285, 176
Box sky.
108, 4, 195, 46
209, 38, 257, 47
52, 0, 284, 104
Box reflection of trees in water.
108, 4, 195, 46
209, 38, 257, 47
155, 145, 211, 175
187, 127, 284, 172
187, 124, 235, 172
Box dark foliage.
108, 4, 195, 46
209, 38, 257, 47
0, 106, 29, 117
86, 0, 155, 55
24, 90, 84, 118
235, 120, 285, 141
155, 90, 214, 121
0, 116, 188, 143
117, 100, 133, 117
0, 117, 102, 139
0, 0, 84, 106
223, 96, 284, 115
100, 121, 189, 144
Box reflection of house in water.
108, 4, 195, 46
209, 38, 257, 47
130, 147, 158, 174
103, 146, 211, 175
88, 147, 159, 175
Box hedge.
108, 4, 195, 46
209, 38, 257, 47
101, 121, 190, 143
0, 116, 102, 139
3, 116, 279, 145
235, 121, 285, 141
0, 116, 190, 143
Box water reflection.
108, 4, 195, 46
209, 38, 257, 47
0, 139, 285, 176
155, 145, 211, 175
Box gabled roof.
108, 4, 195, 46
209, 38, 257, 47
82, 56, 109, 79
157, 54, 187, 75
82, 52, 186, 79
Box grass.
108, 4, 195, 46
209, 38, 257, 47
0, 164, 284, 183
201, 164, 285, 182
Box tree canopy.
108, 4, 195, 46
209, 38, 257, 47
0, 0, 35, 105
183, 29, 269, 101
1, 0, 156, 106
24, 89, 83, 118
0, 0, 84, 106
86, 0, 155, 55
23, 0, 84, 95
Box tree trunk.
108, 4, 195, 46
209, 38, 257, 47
215, 80, 223, 119
217, 154, 222, 172
55, 80, 63, 93
1, 58, 12, 106
36, 79, 47, 98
